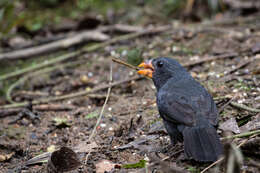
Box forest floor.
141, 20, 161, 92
0, 8, 260, 173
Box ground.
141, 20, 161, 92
0, 4, 260, 173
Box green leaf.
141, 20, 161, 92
127, 49, 143, 66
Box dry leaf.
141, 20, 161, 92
220, 118, 240, 134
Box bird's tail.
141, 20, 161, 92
182, 121, 223, 162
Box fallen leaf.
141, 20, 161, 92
220, 118, 240, 134
240, 114, 260, 132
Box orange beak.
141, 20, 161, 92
137, 60, 154, 78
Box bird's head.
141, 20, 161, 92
138, 57, 188, 89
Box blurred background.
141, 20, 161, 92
1, 0, 259, 39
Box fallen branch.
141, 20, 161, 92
0, 25, 170, 81
5, 60, 84, 103
0, 31, 109, 61
221, 129, 260, 140
0, 76, 142, 109
223, 58, 253, 75
0, 51, 79, 81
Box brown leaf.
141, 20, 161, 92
240, 114, 260, 132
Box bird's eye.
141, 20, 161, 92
157, 61, 163, 67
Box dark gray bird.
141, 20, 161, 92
138, 57, 223, 162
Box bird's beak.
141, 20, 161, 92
137, 60, 154, 78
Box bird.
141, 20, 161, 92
137, 57, 223, 162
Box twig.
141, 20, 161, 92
230, 102, 260, 113
99, 24, 143, 33
223, 58, 253, 75
6, 77, 26, 104
218, 94, 238, 114
0, 76, 142, 109
0, 25, 170, 81
0, 51, 79, 81
0, 31, 109, 60
85, 60, 113, 164
183, 53, 238, 67
111, 57, 139, 71
221, 129, 260, 140
5, 60, 84, 103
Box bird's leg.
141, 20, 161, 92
163, 120, 183, 145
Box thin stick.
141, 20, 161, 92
223, 58, 253, 75
0, 51, 79, 81
221, 129, 260, 140
183, 53, 238, 67
85, 60, 113, 164
230, 102, 260, 113
112, 57, 139, 71
6, 60, 84, 103
201, 157, 224, 173
0, 76, 142, 109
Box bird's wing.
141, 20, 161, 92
157, 91, 196, 126
195, 89, 218, 126
157, 88, 218, 127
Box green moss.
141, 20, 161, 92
122, 159, 146, 169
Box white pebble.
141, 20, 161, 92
88, 72, 93, 77
144, 154, 150, 161
129, 71, 134, 76
233, 89, 238, 93
121, 50, 128, 56
110, 50, 116, 56
100, 123, 106, 127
